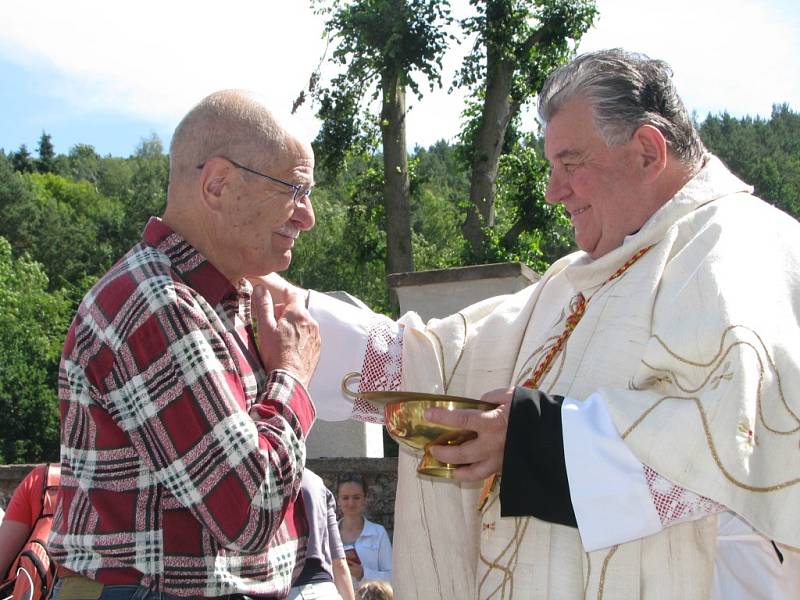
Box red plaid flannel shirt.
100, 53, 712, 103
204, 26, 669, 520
50, 218, 315, 598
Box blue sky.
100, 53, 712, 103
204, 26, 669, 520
1, 0, 798, 158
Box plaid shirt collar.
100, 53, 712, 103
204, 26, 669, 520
141, 217, 253, 315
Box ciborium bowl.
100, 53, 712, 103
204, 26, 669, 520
341, 372, 495, 478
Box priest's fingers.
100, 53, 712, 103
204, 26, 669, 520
428, 436, 503, 481
424, 387, 513, 431
478, 387, 515, 407
426, 390, 512, 482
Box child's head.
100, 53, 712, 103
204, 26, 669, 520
357, 580, 393, 600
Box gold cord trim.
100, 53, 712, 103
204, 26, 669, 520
622, 395, 800, 492
429, 312, 468, 394
597, 545, 619, 600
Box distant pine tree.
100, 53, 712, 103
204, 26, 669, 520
37, 131, 56, 173
11, 144, 34, 173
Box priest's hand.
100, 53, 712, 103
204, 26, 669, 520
252, 283, 320, 387
425, 387, 512, 481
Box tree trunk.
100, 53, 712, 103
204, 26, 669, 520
462, 47, 516, 256
381, 70, 414, 276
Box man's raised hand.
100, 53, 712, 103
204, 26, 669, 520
252, 284, 320, 387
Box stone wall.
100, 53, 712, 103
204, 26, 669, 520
308, 456, 398, 538
0, 457, 399, 539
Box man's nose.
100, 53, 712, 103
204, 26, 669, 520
291, 196, 315, 231
544, 171, 564, 205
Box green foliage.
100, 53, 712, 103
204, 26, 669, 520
0, 237, 71, 463
286, 142, 471, 313
699, 104, 800, 219
310, 0, 454, 173
457, 0, 597, 105
36, 131, 56, 174
410, 141, 470, 270
0, 169, 124, 293
287, 153, 393, 313
10, 144, 35, 173
454, 0, 595, 256
488, 141, 574, 269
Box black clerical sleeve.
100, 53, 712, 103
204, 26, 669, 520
499, 386, 577, 527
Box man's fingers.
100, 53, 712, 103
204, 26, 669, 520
273, 303, 286, 320
253, 285, 277, 332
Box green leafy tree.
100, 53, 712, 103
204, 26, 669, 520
0, 236, 71, 463
287, 152, 392, 312
699, 104, 800, 219
484, 140, 573, 269
119, 135, 169, 247
308, 0, 454, 277
455, 0, 596, 257
64, 143, 103, 185
0, 166, 124, 297
409, 140, 470, 270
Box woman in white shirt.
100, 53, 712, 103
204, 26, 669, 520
337, 473, 392, 588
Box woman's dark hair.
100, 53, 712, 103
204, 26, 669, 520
337, 472, 368, 495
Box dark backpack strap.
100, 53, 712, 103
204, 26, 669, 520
39, 464, 60, 520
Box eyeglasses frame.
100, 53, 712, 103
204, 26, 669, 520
196, 157, 312, 206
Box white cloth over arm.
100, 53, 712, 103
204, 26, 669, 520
308, 290, 398, 422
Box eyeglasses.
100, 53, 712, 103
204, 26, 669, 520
197, 158, 312, 206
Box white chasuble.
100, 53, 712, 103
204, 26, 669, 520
390, 156, 800, 600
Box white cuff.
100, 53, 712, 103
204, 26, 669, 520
307, 290, 373, 421
562, 392, 662, 551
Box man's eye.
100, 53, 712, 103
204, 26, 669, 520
564, 163, 578, 173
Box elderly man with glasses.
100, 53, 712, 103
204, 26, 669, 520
49, 90, 321, 600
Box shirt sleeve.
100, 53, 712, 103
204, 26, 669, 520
327, 488, 345, 561
100, 287, 313, 553
501, 388, 724, 552
3, 466, 45, 528
561, 392, 663, 551
361, 525, 393, 584
563, 391, 724, 552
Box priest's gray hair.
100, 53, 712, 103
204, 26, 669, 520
169, 89, 288, 184
538, 49, 706, 167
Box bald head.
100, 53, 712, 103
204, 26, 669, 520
168, 90, 292, 194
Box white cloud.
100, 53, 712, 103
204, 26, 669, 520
0, 0, 329, 140
0, 0, 797, 150
577, 0, 800, 119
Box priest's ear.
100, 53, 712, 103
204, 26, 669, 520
631, 124, 668, 183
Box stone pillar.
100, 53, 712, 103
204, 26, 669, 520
387, 261, 539, 320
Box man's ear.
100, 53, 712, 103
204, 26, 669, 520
198, 157, 232, 212
632, 124, 668, 183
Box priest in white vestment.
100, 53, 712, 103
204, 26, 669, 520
263, 49, 800, 599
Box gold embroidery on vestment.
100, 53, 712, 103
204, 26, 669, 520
429, 312, 468, 394
597, 545, 620, 600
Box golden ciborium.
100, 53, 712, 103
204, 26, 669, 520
341, 372, 495, 478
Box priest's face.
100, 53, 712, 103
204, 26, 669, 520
543, 96, 651, 259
